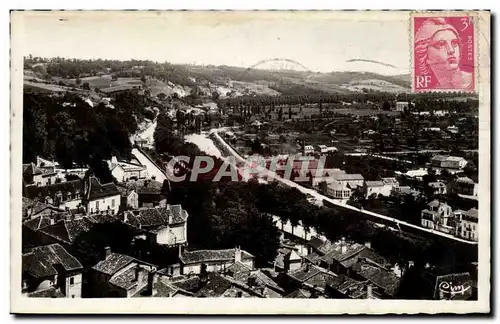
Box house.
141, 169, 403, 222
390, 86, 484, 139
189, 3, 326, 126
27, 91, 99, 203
245, 270, 285, 297
119, 188, 139, 209
333, 173, 365, 189
122, 205, 188, 246
274, 245, 302, 273
428, 181, 447, 195
194, 272, 264, 298
83, 176, 121, 215
108, 156, 148, 182
22, 197, 64, 220
124, 179, 166, 207
90, 247, 158, 298
319, 181, 353, 202
431, 155, 468, 172
178, 247, 255, 275
133, 275, 194, 298
449, 177, 478, 197
23, 162, 59, 187
350, 259, 402, 298
302, 145, 315, 155
326, 275, 374, 299
22, 243, 83, 298
280, 263, 337, 296
420, 200, 456, 234
394, 101, 409, 112
364, 181, 386, 198
456, 208, 478, 241
25, 180, 85, 210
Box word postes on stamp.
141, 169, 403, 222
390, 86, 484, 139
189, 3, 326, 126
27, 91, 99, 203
413, 15, 475, 92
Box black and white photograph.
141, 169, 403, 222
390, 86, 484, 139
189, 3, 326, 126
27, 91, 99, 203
10, 10, 491, 314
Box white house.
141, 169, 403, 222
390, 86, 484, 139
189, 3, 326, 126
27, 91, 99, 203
395, 101, 409, 112
421, 200, 456, 234
123, 205, 188, 246
108, 156, 148, 183
457, 208, 478, 241
83, 177, 121, 215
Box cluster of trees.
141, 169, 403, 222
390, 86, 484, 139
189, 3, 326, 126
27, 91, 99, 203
23, 92, 134, 169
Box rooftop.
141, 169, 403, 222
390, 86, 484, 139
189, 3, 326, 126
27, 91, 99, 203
352, 261, 401, 297
86, 177, 121, 201
333, 174, 364, 181
92, 253, 135, 276
123, 205, 188, 228
365, 181, 384, 187
23, 243, 83, 278
25, 180, 83, 200
180, 248, 254, 265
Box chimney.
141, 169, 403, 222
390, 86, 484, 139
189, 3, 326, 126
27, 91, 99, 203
147, 270, 157, 296
49, 218, 55, 225
123, 212, 128, 223
134, 264, 141, 282
111, 156, 118, 167
168, 212, 173, 225
104, 246, 112, 260
341, 237, 347, 254
234, 246, 242, 264
178, 244, 184, 259
366, 283, 373, 299
364, 241, 371, 249
304, 263, 310, 272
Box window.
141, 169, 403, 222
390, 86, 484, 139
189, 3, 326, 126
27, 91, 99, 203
71, 295, 75, 298
112, 199, 115, 208
69, 277, 74, 285
96, 201, 99, 210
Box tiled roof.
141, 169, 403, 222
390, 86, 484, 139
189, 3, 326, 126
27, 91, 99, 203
284, 288, 311, 298
87, 177, 120, 200
125, 179, 163, 195
23, 163, 43, 176
38, 214, 118, 244
307, 236, 325, 250
366, 181, 384, 187
353, 261, 401, 297
25, 180, 83, 200
195, 273, 233, 297
170, 276, 202, 293
304, 252, 322, 264
288, 264, 322, 283
457, 177, 475, 184
23, 243, 83, 278
431, 155, 448, 162
304, 270, 337, 290
23, 216, 53, 231
180, 248, 254, 265
124, 205, 188, 229
92, 253, 135, 276
327, 275, 367, 299
321, 242, 366, 265
27, 287, 65, 298
465, 208, 478, 219
333, 174, 364, 181
109, 265, 148, 290
250, 270, 283, 292
427, 199, 442, 208
226, 262, 252, 281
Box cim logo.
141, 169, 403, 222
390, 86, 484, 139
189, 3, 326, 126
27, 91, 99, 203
434, 272, 473, 300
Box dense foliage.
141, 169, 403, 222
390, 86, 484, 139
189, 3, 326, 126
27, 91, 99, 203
23, 92, 134, 168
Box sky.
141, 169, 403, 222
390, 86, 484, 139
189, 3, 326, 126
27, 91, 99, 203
16, 11, 411, 75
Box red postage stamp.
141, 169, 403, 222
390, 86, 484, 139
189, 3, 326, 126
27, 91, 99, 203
412, 15, 475, 92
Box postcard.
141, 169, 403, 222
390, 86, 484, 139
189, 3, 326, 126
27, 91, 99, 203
10, 10, 490, 314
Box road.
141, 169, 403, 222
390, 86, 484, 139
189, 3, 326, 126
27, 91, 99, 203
209, 130, 477, 246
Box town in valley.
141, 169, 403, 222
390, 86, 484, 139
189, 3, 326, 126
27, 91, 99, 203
20, 16, 480, 301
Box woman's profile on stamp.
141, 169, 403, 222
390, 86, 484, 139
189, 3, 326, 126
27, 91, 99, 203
414, 17, 474, 91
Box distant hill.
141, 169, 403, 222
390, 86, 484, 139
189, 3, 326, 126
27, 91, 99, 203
23, 57, 411, 97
